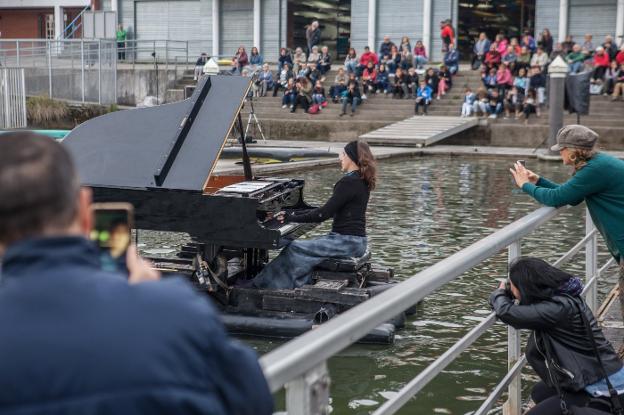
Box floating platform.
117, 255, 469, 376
359, 116, 478, 147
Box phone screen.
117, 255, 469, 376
91, 205, 133, 259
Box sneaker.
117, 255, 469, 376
361, 94, 367, 100
282, 105, 287, 109
488, 114, 497, 119
339, 112, 346, 117
436, 96, 441, 100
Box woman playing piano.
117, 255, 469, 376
251, 140, 377, 290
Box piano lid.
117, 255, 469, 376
63, 75, 251, 192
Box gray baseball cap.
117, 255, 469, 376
550, 124, 599, 152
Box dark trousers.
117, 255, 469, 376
523, 103, 536, 118
329, 85, 346, 101
527, 381, 618, 414
292, 95, 310, 112
117, 41, 125, 60
414, 97, 430, 114
593, 66, 607, 81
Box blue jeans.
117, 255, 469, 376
414, 56, 428, 68
282, 93, 297, 106
569, 61, 583, 73
341, 97, 360, 113
252, 233, 368, 289
312, 94, 326, 105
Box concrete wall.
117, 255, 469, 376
350, 0, 369, 52
535, 0, 560, 42
376, 0, 423, 53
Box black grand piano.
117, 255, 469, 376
63, 75, 405, 344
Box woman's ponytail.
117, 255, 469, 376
357, 140, 377, 191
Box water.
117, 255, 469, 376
138, 156, 619, 415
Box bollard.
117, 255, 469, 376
546, 56, 568, 155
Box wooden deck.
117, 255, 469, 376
359, 116, 479, 147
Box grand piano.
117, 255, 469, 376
63, 75, 403, 344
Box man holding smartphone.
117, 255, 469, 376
0, 132, 273, 415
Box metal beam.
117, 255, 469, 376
367, 0, 376, 50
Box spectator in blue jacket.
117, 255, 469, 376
376, 64, 390, 94
444, 46, 459, 75
0, 132, 274, 415
249, 46, 263, 70
378, 35, 396, 60
278, 47, 293, 69
472, 32, 491, 70
414, 79, 433, 115
257, 63, 274, 97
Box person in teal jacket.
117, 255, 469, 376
510, 124, 624, 320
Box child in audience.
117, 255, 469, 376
406, 67, 418, 97
282, 78, 297, 109
487, 89, 503, 118
413, 40, 428, 69
311, 80, 327, 108
318, 46, 332, 75
400, 36, 412, 53
297, 62, 309, 79
522, 89, 538, 123
528, 65, 546, 106
376, 64, 390, 94
504, 86, 523, 119
344, 48, 358, 75
496, 63, 513, 96
330, 68, 347, 103
513, 67, 528, 95
393, 68, 410, 99
605, 60, 621, 96
473, 87, 489, 116
425, 67, 440, 97
400, 45, 413, 71
437, 65, 452, 99
362, 61, 378, 95
414, 80, 433, 115
307, 62, 321, 85
388, 45, 401, 75
482, 67, 498, 90
461, 87, 476, 117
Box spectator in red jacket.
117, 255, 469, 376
592, 46, 611, 81
440, 19, 455, 52
231, 46, 249, 74
616, 45, 624, 66
357, 46, 378, 76
484, 43, 502, 72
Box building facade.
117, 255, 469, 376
2, 0, 623, 62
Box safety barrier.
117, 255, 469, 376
0, 68, 27, 129
260, 207, 616, 414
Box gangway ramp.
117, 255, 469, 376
359, 116, 478, 147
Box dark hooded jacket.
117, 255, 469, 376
0, 237, 273, 415
490, 289, 622, 392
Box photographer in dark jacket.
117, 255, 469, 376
0, 132, 273, 415
490, 257, 624, 414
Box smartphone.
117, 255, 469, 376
517, 159, 526, 167
91, 203, 134, 260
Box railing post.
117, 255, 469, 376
80, 40, 85, 102
98, 38, 102, 104
505, 241, 522, 415
16, 40, 20, 67
285, 362, 331, 415
47, 40, 52, 98
585, 208, 598, 312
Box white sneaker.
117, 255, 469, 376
282, 105, 287, 109
488, 114, 497, 119
362, 94, 367, 100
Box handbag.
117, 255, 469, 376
543, 296, 623, 414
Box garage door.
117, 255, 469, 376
568, 0, 617, 45
220, 0, 253, 58
135, 0, 202, 59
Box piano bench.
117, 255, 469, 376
315, 250, 371, 273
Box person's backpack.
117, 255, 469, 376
308, 104, 320, 114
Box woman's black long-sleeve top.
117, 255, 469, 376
489, 289, 622, 391
284, 172, 369, 237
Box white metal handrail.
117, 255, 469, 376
260, 206, 615, 414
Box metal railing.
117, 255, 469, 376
0, 39, 117, 104
0, 68, 27, 129
59, 5, 90, 39
260, 206, 616, 414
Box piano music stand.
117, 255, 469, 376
242, 97, 266, 142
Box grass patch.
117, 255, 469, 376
27, 96, 70, 126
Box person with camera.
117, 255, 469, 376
510, 125, 624, 324
0, 132, 273, 415
291, 76, 312, 113
490, 257, 624, 414
340, 79, 362, 117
